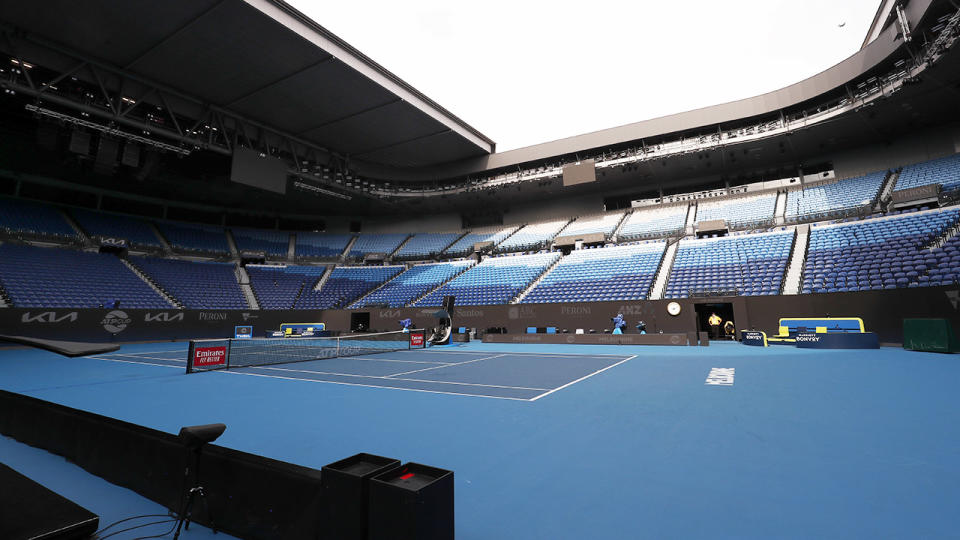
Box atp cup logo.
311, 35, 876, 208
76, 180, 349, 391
101, 310, 131, 334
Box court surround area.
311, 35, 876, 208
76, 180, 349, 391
2, 340, 959, 539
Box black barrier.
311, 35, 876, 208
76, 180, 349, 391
0, 390, 323, 539
794, 332, 880, 349
741, 331, 768, 346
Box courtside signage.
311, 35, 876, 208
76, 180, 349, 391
410, 332, 425, 347
194, 346, 227, 367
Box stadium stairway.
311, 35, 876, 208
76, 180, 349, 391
340, 236, 358, 261
684, 204, 697, 235
774, 191, 787, 225
226, 229, 240, 258
236, 266, 260, 309
310, 266, 334, 293
150, 223, 174, 254
650, 240, 679, 300
610, 210, 633, 242
388, 235, 414, 260
60, 209, 92, 247
512, 254, 564, 303
120, 258, 181, 308
287, 234, 296, 260
876, 169, 900, 212
782, 224, 810, 295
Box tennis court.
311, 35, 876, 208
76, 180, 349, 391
93, 343, 635, 401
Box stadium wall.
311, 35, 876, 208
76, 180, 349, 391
1, 286, 955, 345
831, 123, 960, 179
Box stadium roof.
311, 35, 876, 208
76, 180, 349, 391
0, 0, 495, 169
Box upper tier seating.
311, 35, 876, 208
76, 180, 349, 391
348, 234, 409, 258
894, 153, 960, 193
696, 193, 777, 228
393, 233, 462, 260
443, 226, 517, 257
802, 209, 960, 293
557, 212, 625, 238
0, 198, 76, 239
295, 232, 354, 258
415, 251, 561, 306
247, 264, 326, 309
665, 230, 795, 298
232, 229, 289, 257
156, 222, 230, 254
71, 209, 161, 247
0, 243, 168, 308
785, 171, 887, 221
522, 242, 666, 303
350, 259, 475, 308
617, 205, 688, 240
497, 220, 568, 252
296, 265, 403, 309
131, 257, 246, 309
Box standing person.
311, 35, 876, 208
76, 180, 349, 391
708, 312, 722, 339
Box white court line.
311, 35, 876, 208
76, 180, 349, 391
218, 370, 534, 401
529, 355, 637, 402
399, 349, 629, 358
385, 354, 507, 378
87, 356, 185, 370
245, 360, 545, 390
95, 353, 186, 363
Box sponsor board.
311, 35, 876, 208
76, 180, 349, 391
101, 310, 131, 333
199, 312, 228, 321
560, 306, 591, 316
241, 312, 260, 322
741, 330, 768, 347
144, 312, 185, 323
377, 309, 403, 319
617, 304, 647, 317
21, 311, 79, 323
193, 346, 227, 367
409, 332, 425, 347
507, 306, 537, 320
456, 308, 485, 318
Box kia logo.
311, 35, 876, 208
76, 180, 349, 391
21, 311, 78, 323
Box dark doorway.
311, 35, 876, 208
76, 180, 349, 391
694, 302, 735, 340
350, 312, 370, 332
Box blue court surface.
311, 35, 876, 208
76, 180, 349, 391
2, 340, 960, 539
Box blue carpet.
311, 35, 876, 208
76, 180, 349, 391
1, 341, 958, 539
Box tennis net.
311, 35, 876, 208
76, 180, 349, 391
186, 330, 425, 373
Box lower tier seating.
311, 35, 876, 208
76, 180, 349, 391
0, 243, 168, 308
415, 251, 560, 306
350, 260, 474, 308
131, 257, 246, 309
522, 242, 665, 303
296, 265, 404, 309
247, 265, 327, 309
665, 230, 795, 298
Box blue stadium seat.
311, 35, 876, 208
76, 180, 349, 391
415, 251, 561, 306
350, 260, 474, 308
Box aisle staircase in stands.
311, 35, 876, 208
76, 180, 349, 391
782, 224, 810, 295
649, 240, 679, 300
405, 261, 478, 306
121, 258, 182, 308
774, 191, 787, 225
684, 204, 697, 235
226, 229, 239, 258
512, 254, 563, 304
875, 170, 900, 211
150, 223, 174, 254
236, 265, 260, 309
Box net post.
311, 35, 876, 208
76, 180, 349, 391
186, 340, 196, 374
226, 339, 233, 370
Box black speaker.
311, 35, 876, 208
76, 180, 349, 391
121, 142, 141, 167
368, 463, 454, 540
321, 453, 400, 540
68, 131, 90, 155
96, 137, 119, 165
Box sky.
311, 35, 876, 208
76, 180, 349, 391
291, 0, 881, 151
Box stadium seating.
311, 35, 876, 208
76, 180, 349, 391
665, 230, 795, 298
350, 259, 475, 308
557, 212, 625, 238
393, 232, 462, 260
0, 243, 168, 308
415, 251, 561, 306
295, 232, 354, 258
156, 222, 230, 254
785, 172, 887, 221
696, 193, 777, 228
0, 198, 77, 239
232, 229, 290, 257
617, 205, 688, 240
522, 242, 666, 303
894, 153, 960, 193
347, 233, 409, 258
71, 208, 162, 247
247, 264, 327, 309
802, 208, 960, 293
296, 265, 404, 309
443, 226, 517, 257
131, 257, 246, 309
496, 220, 568, 252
